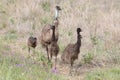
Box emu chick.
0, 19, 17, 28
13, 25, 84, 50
48, 26, 59, 69
61, 28, 82, 67
27, 36, 37, 53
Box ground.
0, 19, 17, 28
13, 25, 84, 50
0, 0, 120, 80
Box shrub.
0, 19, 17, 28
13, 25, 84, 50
41, 1, 51, 12
83, 52, 94, 64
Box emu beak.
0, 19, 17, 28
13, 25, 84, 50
80, 34, 82, 38
56, 6, 62, 11
59, 7, 62, 11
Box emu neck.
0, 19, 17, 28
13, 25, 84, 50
53, 19, 59, 28
52, 29, 56, 41
76, 33, 81, 51
55, 22, 58, 28
55, 9, 59, 19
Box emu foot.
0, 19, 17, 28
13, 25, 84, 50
51, 67, 58, 73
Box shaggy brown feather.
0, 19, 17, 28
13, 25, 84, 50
48, 25, 59, 68
61, 28, 82, 67
40, 6, 61, 61
40, 19, 59, 47
48, 26, 59, 57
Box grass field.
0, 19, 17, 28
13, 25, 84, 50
0, 0, 120, 80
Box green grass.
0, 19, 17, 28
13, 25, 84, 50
0, 53, 65, 80
68, 31, 72, 36
83, 52, 94, 64
0, 23, 7, 29
0, 0, 120, 80
85, 68, 120, 80
3, 29, 18, 42
0, 36, 11, 52
41, 1, 51, 12
59, 43, 66, 52
40, 16, 52, 25
4, 33, 17, 42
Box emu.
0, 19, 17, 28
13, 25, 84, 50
40, 6, 61, 61
48, 25, 59, 70
61, 28, 82, 74
27, 36, 37, 53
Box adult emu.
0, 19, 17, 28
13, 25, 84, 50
40, 6, 61, 61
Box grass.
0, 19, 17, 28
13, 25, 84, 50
4, 31, 18, 42
0, 53, 66, 80
83, 52, 94, 64
85, 68, 120, 80
0, 23, 7, 29
0, 0, 120, 80
41, 1, 51, 12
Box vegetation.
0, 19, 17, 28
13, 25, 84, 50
0, 0, 120, 80
85, 68, 120, 80
0, 54, 65, 80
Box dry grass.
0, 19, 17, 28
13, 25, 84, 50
0, 0, 120, 80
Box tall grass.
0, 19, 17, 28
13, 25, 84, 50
0, 0, 120, 80
0, 53, 66, 80
85, 68, 120, 80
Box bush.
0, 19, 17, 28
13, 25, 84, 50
83, 52, 94, 64
41, 1, 51, 12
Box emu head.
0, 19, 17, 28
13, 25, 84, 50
77, 28, 82, 38
34, 37, 37, 41
77, 28, 82, 33
55, 6, 61, 19
33, 37, 37, 43
56, 6, 61, 11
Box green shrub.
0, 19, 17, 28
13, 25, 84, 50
83, 52, 94, 64
91, 36, 99, 45
9, 17, 15, 24
68, 31, 72, 36
0, 23, 7, 29
41, 1, 51, 12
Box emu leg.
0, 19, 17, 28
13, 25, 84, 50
28, 47, 32, 58
28, 47, 30, 53
55, 57, 57, 69
69, 59, 74, 75
46, 46, 50, 61
50, 53, 52, 61
49, 53, 53, 68
52, 57, 58, 73
33, 48, 35, 55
